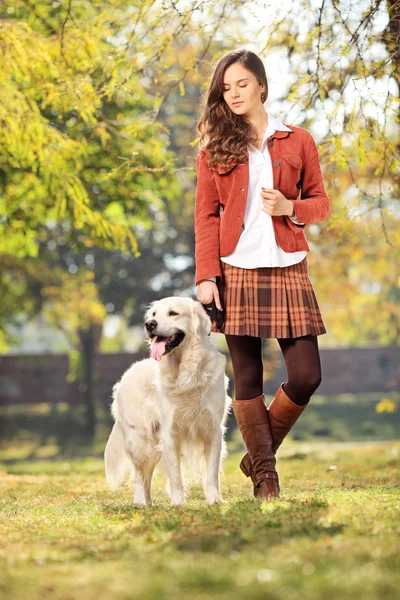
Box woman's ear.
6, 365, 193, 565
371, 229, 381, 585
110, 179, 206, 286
191, 300, 212, 340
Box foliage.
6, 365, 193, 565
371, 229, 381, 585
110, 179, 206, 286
0, 0, 229, 345
376, 397, 398, 413
42, 270, 106, 345
252, 0, 400, 343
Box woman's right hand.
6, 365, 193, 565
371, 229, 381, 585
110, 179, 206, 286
196, 280, 223, 311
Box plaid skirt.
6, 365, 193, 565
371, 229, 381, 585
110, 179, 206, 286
210, 257, 327, 338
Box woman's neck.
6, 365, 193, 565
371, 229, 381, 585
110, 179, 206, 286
246, 107, 269, 143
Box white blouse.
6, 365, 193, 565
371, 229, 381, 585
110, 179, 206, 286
206, 111, 307, 283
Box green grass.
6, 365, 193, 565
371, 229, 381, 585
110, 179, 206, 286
0, 440, 399, 600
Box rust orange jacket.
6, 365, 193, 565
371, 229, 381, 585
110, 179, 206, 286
194, 125, 330, 286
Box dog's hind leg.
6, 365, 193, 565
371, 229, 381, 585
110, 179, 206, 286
133, 465, 147, 505
142, 450, 162, 505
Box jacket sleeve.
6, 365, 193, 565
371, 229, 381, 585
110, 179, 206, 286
288, 213, 305, 226
291, 132, 330, 225
194, 151, 222, 286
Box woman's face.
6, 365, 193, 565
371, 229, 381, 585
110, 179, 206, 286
222, 62, 264, 116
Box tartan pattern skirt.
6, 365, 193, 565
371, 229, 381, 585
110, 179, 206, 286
210, 257, 327, 338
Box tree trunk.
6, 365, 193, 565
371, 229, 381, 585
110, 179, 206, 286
78, 322, 103, 440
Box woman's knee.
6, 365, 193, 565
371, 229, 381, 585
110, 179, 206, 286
288, 371, 322, 396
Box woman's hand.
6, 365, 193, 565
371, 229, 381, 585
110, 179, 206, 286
196, 280, 223, 311
261, 188, 293, 217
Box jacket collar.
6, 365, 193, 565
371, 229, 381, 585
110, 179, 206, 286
215, 112, 292, 175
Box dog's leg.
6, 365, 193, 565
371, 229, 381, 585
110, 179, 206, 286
162, 428, 185, 505
203, 425, 223, 504
142, 451, 162, 505
133, 465, 147, 505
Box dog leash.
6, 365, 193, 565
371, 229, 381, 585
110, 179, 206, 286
201, 298, 225, 329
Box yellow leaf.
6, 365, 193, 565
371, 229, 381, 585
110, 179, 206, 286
376, 398, 397, 413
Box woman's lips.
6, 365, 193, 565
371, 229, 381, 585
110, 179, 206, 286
232, 102, 243, 106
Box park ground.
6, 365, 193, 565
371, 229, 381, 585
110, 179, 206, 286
0, 434, 399, 600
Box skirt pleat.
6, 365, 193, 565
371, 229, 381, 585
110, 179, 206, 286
211, 257, 327, 338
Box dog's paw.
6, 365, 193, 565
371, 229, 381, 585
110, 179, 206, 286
170, 491, 185, 505
133, 499, 148, 506
171, 498, 185, 506
206, 489, 222, 505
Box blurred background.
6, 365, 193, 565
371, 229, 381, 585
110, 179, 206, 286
0, 0, 399, 465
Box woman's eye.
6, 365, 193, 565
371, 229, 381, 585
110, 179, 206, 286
223, 85, 247, 91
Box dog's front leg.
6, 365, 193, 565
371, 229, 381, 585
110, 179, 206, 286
162, 425, 185, 505
204, 425, 223, 504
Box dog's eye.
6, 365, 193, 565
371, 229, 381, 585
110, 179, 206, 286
169, 310, 179, 316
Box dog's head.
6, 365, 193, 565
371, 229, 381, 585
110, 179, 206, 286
144, 297, 212, 361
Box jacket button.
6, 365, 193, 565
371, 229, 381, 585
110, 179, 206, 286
276, 186, 280, 190
268, 140, 274, 147
273, 161, 280, 167
239, 187, 245, 191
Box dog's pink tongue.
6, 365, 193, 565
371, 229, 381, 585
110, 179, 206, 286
151, 338, 167, 361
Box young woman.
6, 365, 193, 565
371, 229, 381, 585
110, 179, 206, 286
194, 49, 330, 501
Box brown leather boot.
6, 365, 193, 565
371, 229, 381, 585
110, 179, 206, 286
240, 382, 308, 481
232, 393, 280, 500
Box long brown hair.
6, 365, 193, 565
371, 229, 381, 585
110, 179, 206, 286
196, 49, 269, 172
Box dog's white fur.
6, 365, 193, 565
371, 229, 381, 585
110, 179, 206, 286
104, 296, 231, 505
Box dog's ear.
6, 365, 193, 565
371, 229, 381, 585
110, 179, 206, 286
191, 300, 212, 340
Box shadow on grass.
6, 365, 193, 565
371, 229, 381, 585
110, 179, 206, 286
100, 494, 344, 554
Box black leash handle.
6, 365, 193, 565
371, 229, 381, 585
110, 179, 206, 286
201, 297, 224, 329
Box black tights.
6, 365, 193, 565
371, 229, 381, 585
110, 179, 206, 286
225, 334, 322, 406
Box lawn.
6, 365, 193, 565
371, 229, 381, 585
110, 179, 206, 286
0, 439, 399, 600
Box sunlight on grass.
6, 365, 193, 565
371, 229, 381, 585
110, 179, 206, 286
0, 441, 399, 599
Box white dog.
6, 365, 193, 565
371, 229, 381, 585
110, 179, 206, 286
104, 296, 231, 505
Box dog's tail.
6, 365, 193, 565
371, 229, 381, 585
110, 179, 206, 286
104, 421, 132, 491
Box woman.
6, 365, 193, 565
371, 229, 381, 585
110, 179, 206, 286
194, 49, 330, 501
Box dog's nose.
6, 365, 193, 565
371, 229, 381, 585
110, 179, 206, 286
145, 319, 157, 331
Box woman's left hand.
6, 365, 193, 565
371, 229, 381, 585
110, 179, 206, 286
261, 188, 292, 217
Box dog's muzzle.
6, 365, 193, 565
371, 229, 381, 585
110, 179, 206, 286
146, 327, 185, 361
